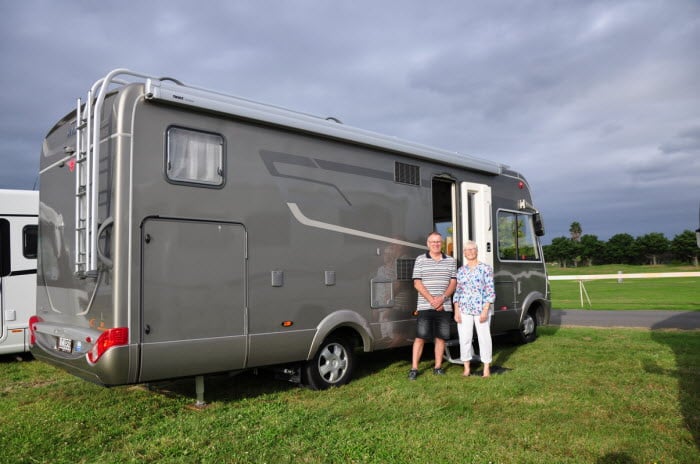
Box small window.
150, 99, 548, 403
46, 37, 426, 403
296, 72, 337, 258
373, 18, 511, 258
497, 211, 540, 262
23, 225, 38, 259
166, 127, 224, 186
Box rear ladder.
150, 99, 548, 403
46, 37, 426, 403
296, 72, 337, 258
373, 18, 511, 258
72, 69, 154, 277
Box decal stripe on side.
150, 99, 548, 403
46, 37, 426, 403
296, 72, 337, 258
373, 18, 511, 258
287, 202, 426, 250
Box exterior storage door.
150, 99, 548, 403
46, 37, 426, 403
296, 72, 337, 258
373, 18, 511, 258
139, 218, 247, 382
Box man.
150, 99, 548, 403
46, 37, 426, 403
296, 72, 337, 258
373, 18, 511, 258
408, 231, 457, 380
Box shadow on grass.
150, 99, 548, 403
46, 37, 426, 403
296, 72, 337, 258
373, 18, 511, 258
0, 352, 34, 363
596, 451, 635, 464
650, 314, 700, 452
142, 346, 416, 405
142, 334, 533, 405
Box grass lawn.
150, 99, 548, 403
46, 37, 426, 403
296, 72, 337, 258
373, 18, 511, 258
548, 264, 700, 311
1, 326, 698, 463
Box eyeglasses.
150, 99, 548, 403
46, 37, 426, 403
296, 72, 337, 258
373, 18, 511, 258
428, 240, 442, 244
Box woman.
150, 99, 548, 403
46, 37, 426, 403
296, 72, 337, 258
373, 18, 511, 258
453, 241, 496, 377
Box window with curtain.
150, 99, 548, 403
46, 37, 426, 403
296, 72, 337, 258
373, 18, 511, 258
166, 127, 224, 186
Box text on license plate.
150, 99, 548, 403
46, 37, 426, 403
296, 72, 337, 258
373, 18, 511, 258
58, 337, 73, 353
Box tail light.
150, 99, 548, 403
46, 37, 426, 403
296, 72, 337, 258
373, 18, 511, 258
87, 327, 128, 364
29, 315, 42, 346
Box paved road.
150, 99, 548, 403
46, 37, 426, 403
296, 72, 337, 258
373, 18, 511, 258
549, 309, 700, 330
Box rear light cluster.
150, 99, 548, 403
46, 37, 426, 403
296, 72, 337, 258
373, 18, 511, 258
87, 328, 129, 364
28, 315, 42, 346
29, 315, 128, 363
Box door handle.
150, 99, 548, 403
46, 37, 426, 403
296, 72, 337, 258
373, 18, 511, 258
144, 324, 151, 335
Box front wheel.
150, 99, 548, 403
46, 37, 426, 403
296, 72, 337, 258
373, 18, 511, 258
516, 312, 538, 344
303, 336, 355, 390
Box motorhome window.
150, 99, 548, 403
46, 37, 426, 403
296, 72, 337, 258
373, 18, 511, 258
23, 225, 38, 259
166, 127, 224, 186
497, 211, 540, 262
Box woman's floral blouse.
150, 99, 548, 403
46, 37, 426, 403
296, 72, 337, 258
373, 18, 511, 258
453, 262, 496, 315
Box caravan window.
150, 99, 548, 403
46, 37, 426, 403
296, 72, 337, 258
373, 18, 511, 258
23, 225, 37, 259
497, 211, 540, 262
166, 127, 224, 187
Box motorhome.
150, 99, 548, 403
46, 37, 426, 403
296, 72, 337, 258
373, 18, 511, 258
1, 189, 38, 355
30, 69, 550, 397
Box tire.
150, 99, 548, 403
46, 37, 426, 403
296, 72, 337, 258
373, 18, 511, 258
516, 311, 538, 344
303, 336, 354, 390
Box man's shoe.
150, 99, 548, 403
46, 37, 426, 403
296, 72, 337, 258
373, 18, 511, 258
408, 369, 419, 380
433, 367, 446, 375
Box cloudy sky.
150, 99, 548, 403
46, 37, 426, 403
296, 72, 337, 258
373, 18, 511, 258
1, 0, 698, 243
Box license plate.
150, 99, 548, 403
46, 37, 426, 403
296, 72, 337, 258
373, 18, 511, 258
58, 337, 73, 353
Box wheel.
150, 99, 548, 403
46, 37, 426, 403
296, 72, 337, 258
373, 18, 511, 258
516, 311, 538, 344
303, 336, 354, 390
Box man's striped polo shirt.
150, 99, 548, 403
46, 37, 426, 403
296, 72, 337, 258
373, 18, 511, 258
412, 252, 457, 312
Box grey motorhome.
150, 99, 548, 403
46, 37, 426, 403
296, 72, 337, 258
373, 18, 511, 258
30, 69, 550, 394
1, 189, 38, 355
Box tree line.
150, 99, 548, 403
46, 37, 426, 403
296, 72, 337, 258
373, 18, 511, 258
542, 222, 699, 267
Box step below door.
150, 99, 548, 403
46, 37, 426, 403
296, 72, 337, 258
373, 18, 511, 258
140, 218, 246, 382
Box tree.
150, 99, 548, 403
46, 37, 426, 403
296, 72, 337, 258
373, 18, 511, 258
569, 221, 582, 242
604, 233, 636, 264
671, 230, 699, 266
546, 236, 580, 267
579, 234, 605, 266
635, 233, 670, 265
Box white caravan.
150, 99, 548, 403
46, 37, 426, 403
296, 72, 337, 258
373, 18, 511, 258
0, 189, 38, 355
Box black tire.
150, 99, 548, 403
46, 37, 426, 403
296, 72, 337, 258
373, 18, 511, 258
303, 336, 354, 390
516, 311, 538, 344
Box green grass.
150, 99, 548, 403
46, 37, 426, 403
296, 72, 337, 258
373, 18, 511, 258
2, 326, 699, 463
547, 264, 700, 311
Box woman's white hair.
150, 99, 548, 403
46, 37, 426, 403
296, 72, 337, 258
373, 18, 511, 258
463, 240, 478, 251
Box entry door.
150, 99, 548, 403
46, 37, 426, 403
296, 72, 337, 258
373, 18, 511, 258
460, 182, 493, 267
139, 218, 247, 382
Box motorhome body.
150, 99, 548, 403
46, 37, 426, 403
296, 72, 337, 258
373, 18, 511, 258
0, 189, 38, 355
31, 69, 550, 391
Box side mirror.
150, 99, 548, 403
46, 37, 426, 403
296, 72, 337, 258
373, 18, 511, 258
533, 213, 545, 237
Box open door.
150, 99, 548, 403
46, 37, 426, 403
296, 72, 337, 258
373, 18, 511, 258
139, 218, 247, 381
460, 182, 493, 266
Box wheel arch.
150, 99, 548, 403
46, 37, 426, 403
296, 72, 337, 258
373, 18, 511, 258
306, 309, 374, 361
520, 291, 551, 326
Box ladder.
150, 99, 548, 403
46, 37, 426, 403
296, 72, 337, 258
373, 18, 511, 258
72, 69, 153, 277
73, 93, 89, 276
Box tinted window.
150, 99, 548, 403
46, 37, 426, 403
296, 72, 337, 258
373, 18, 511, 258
23, 225, 38, 259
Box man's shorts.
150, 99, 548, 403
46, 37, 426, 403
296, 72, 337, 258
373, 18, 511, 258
416, 310, 451, 340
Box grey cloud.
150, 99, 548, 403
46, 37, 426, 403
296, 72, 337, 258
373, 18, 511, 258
659, 127, 700, 155
0, 0, 698, 242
